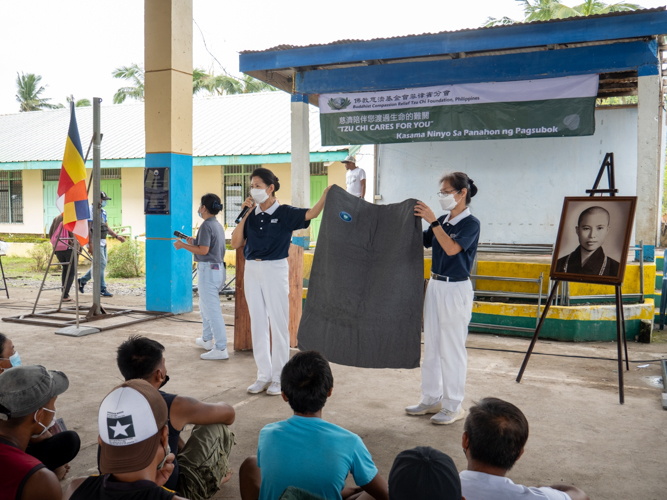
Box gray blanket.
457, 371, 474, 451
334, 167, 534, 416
298, 185, 423, 369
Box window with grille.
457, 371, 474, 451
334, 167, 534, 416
310, 162, 328, 176
0, 171, 23, 223
43, 169, 61, 181
223, 165, 260, 227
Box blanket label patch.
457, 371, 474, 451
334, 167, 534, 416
339, 211, 352, 222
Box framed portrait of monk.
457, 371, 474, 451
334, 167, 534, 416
550, 197, 637, 285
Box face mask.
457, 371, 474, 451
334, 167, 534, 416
9, 351, 21, 366
197, 209, 204, 219
101, 200, 107, 207
31, 407, 56, 439
439, 194, 458, 211
251, 188, 269, 205
157, 443, 171, 471
159, 374, 170, 389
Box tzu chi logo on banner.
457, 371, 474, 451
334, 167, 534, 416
318, 75, 598, 146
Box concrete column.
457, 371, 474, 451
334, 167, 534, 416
636, 74, 662, 258
291, 94, 310, 248
144, 0, 193, 312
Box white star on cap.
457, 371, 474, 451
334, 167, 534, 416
109, 420, 131, 438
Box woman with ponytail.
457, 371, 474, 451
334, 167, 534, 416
231, 167, 329, 396
174, 193, 229, 360
408, 172, 480, 425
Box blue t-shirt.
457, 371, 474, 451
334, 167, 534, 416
257, 416, 378, 500
244, 203, 310, 261
424, 209, 480, 278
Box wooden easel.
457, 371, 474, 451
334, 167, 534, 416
516, 153, 630, 404
234, 244, 304, 350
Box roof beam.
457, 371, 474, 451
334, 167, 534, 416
294, 40, 659, 94
239, 9, 667, 73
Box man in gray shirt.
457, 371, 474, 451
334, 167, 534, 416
174, 194, 228, 360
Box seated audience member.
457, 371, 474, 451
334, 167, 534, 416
115, 336, 235, 499
459, 398, 589, 500
0, 334, 81, 481
0, 365, 71, 500
388, 446, 462, 500
239, 350, 389, 500
64, 379, 187, 500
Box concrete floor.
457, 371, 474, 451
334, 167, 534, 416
1, 288, 666, 499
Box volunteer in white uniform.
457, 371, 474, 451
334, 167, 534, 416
407, 172, 480, 425
231, 168, 330, 396
174, 193, 228, 360
343, 156, 366, 198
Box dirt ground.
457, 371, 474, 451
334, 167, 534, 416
1, 286, 666, 500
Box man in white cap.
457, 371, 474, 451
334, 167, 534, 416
343, 156, 366, 198
0, 365, 71, 500
64, 379, 187, 500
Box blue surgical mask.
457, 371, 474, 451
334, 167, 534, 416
9, 351, 20, 367
101, 200, 108, 207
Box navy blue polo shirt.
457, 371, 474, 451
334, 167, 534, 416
243, 202, 310, 261
424, 208, 480, 279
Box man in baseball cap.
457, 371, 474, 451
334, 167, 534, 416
78, 190, 126, 298
64, 379, 186, 500
0, 365, 70, 500
342, 155, 366, 198
389, 446, 463, 499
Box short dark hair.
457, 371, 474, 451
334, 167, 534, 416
577, 206, 610, 227
464, 397, 529, 471
251, 167, 280, 193
440, 172, 478, 205
0, 333, 7, 358
280, 351, 333, 414
201, 193, 223, 215
117, 336, 165, 381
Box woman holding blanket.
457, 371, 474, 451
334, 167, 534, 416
231, 168, 329, 396
407, 172, 480, 425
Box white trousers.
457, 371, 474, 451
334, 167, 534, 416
420, 278, 473, 413
197, 262, 227, 350
244, 259, 290, 383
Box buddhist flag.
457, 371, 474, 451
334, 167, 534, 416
56, 106, 90, 245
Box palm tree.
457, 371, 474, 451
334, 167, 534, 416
485, 0, 640, 26
15, 73, 58, 112
200, 73, 277, 96
112, 64, 145, 104
193, 68, 210, 95
55, 96, 92, 108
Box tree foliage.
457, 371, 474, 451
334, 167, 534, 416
112, 63, 145, 104
15, 73, 58, 112
485, 0, 640, 26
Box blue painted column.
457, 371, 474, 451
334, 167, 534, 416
144, 0, 193, 313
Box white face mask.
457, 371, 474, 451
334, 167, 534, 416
439, 194, 458, 211
251, 188, 269, 205
31, 407, 56, 438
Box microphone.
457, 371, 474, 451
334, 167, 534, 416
174, 230, 190, 240
235, 207, 250, 224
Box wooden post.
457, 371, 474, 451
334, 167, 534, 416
234, 244, 304, 351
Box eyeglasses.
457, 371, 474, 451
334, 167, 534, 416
437, 189, 459, 198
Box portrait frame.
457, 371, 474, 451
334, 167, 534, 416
550, 196, 637, 285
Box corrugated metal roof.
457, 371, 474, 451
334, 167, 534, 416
0, 92, 346, 163
240, 7, 665, 54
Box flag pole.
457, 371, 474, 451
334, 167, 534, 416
91, 97, 102, 316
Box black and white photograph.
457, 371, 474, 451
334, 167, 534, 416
550, 197, 637, 285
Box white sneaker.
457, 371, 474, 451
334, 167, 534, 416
431, 408, 466, 425
200, 349, 229, 360
247, 380, 271, 394
196, 337, 213, 350
405, 401, 442, 415
266, 382, 282, 396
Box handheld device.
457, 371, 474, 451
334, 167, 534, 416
174, 230, 190, 240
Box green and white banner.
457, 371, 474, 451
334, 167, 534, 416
319, 75, 598, 145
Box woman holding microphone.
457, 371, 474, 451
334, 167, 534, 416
231, 167, 329, 396
407, 172, 480, 425
174, 193, 228, 360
